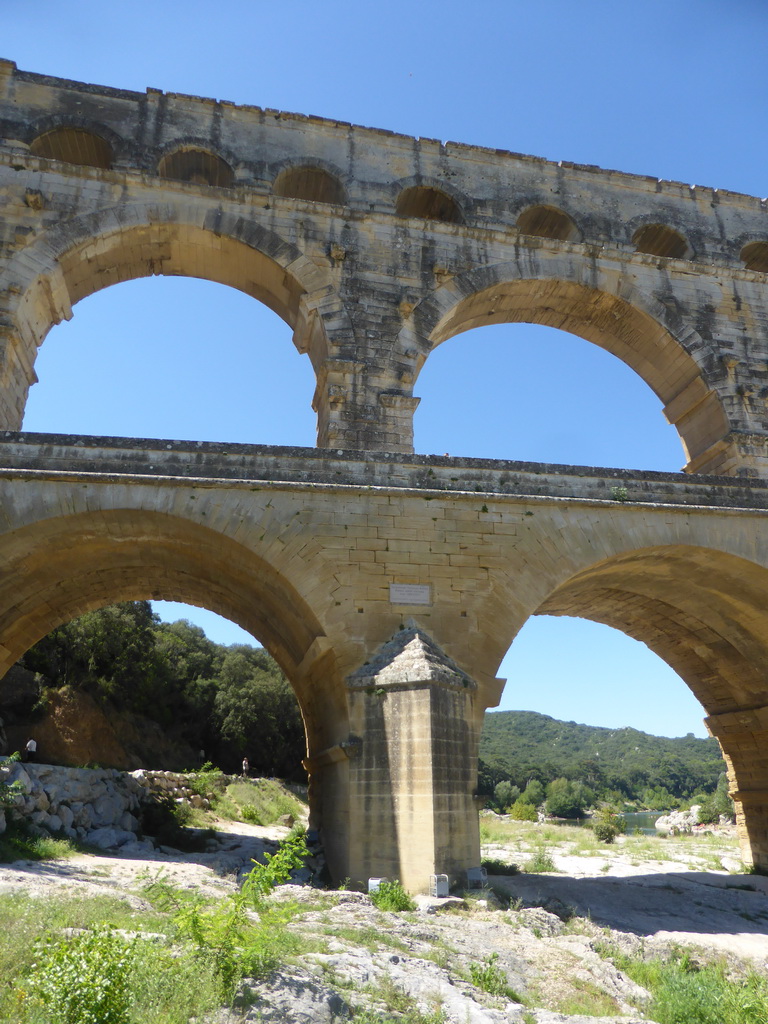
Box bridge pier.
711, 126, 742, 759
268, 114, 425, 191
706, 705, 768, 872
343, 626, 482, 892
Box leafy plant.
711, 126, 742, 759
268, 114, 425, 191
591, 807, 626, 844
149, 830, 309, 996
369, 879, 416, 912
469, 952, 522, 1001
24, 927, 135, 1024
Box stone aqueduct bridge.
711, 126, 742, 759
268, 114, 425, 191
4, 63, 768, 888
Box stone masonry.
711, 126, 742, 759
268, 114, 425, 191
3, 62, 768, 888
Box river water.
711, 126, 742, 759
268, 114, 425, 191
553, 811, 663, 835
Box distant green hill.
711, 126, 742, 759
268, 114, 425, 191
479, 710, 725, 801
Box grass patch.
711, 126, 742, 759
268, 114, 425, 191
525, 844, 558, 873
356, 974, 448, 1022
0, 892, 220, 1024
323, 923, 409, 954
0, 820, 80, 863
555, 977, 621, 1017
0, 831, 314, 1023
220, 777, 306, 827
602, 945, 768, 1024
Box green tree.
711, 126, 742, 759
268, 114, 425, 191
22, 601, 167, 713
545, 777, 593, 818
520, 779, 545, 806
490, 780, 520, 813
212, 649, 305, 776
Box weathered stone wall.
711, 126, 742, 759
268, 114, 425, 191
0, 762, 212, 851
1, 761, 147, 849
3, 61, 768, 472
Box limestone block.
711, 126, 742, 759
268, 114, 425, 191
86, 827, 136, 850
119, 811, 139, 832
8, 766, 32, 794
57, 804, 74, 830
33, 790, 50, 813
91, 793, 126, 826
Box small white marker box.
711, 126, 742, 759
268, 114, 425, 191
368, 877, 388, 893
430, 873, 449, 897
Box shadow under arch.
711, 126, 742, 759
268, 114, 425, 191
527, 542, 768, 867
0, 508, 346, 753
405, 264, 729, 473
8, 203, 355, 429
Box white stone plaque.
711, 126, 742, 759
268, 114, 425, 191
389, 582, 431, 605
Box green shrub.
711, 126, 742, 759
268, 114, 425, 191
25, 927, 135, 1024
139, 795, 211, 852
545, 777, 593, 818
489, 780, 520, 813
185, 763, 227, 800
591, 807, 626, 844
482, 857, 519, 875
369, 880, 416, 912
509, 798, 538, 821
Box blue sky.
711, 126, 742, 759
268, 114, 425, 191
6, 0, 766, 738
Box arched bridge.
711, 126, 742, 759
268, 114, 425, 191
3, 61, 768, 889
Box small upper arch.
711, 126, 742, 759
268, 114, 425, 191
740, 240, 768, 273
272, 162, 347, 205
516, 203, 581, 242
29, 122, 115, 170
157, 144, 235, 188
395, 181, 464, 224
632, 222, 693, 260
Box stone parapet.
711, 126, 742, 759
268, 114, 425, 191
1, 433, 768, 510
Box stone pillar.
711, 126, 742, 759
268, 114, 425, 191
345, 626, 481, 893
705, 705, 768, 871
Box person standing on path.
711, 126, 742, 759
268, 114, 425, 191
24, 737, 37, 763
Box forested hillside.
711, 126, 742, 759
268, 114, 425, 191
2, 602, 728, 809
480, 710, 725, 807
9, 602, 305, 777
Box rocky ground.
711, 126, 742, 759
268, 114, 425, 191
4, 811, 768, 1022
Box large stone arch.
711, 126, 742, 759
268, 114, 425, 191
402, 257, 730, 473
0, 507, 348, 753
518, 543, 768, 869
2, 201, 355, 435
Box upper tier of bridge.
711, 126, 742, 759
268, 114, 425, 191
4, 60, 768, 477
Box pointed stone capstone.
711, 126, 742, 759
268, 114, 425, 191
346, 626, 476, 692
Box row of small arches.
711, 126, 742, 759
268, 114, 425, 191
27, 126, 768, 273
